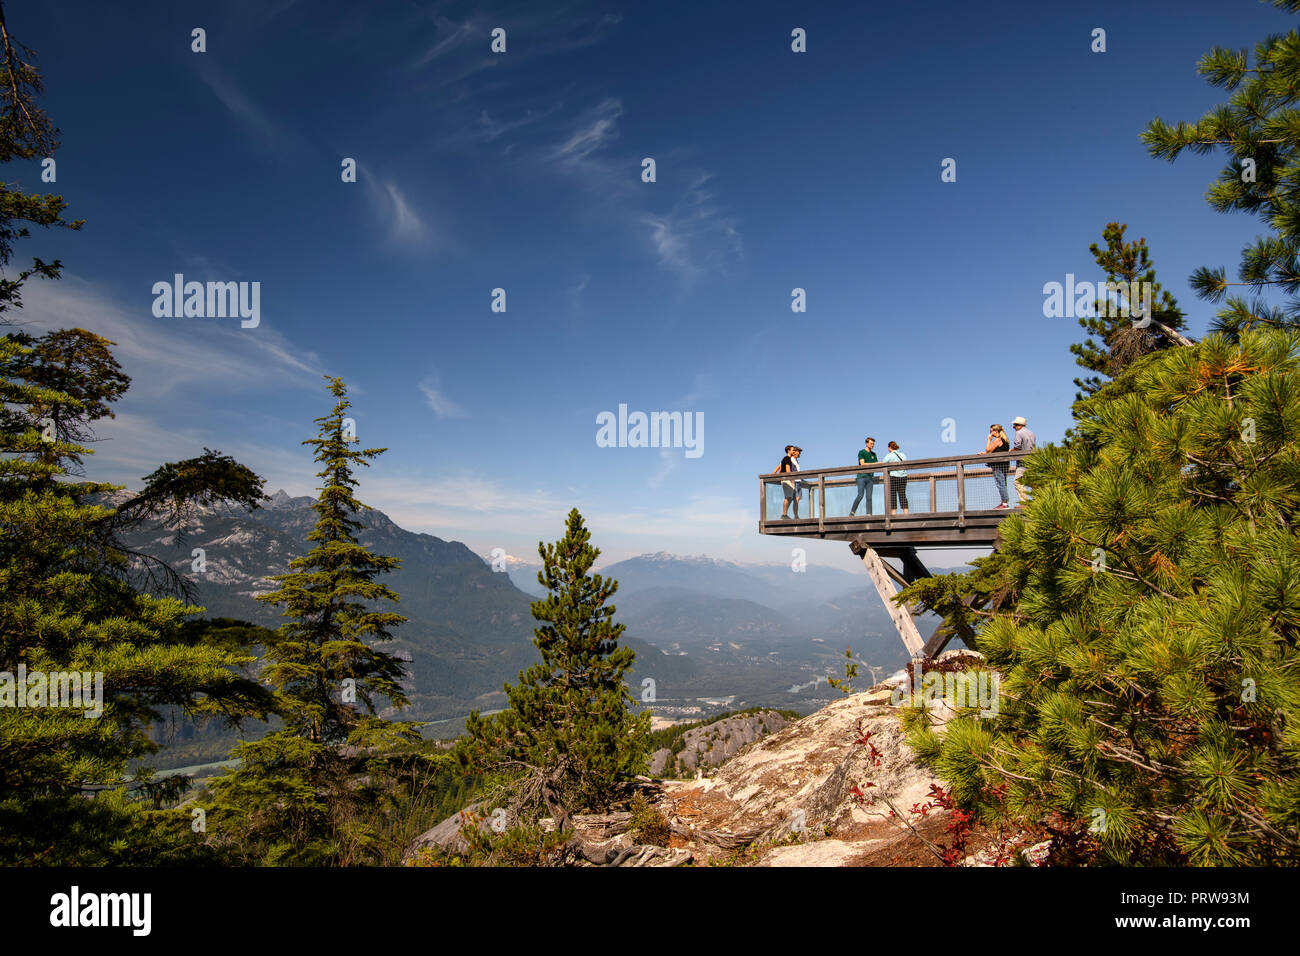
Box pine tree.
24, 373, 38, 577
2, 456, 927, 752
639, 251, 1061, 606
901, 329, 1300, 864
1070, 222, 1188, 403
460, 509, 650, 830
0, 6, 273, 864
898, 2, 1300, 866
204, 377, 419, 865
1142, 0, 1300, 335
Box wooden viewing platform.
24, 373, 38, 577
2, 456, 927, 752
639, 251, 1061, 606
758, 450, 1024, 659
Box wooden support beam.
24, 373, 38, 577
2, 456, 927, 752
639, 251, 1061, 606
899, 548, 931, 584
919, 592, 985, 660
850, 540, 925, 657
878, 557, 910, 591
920, 621, 956, 660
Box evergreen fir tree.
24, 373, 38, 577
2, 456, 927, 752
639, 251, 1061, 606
1070, 222, 1188, 403
256, 376, 411, 746
0, 5, 273, 864
204, 377, 419, 865
460, 509, 650, 829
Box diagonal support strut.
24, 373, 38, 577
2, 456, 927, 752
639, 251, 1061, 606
849, 537, 929, 658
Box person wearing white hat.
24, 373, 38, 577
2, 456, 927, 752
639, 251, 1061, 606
1011, 416, 1036, 503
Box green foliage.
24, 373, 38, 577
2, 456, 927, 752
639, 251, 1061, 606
826, 646, 860, 694
0, 6, 83, 318
256, 377, 412, 745
0, 328, 276, 863
628, 793, 672, 846
1070, 222, 1187, 403
459, 509, 651, 822
0, 14, 279, 863
901, 330, 1300, 864
203, 377, 420, 865
418, 815, 572, 868
1142, 2, 1300, 335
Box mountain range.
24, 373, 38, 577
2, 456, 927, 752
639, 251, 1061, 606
120, 492, 936, 757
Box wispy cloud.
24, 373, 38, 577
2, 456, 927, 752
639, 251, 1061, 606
418, 374, 467, 418
567, 273, 590, 312
195, 63, 309, 160
408, 5, 621, 81
84, 410, 321, 493
361, 472, 568, 536
18, 277, 327, 400
537, 102, 742, 280
13, 277, 330, 490
549, 97, 622, 165
643, 172, 743, 280
362, 471, 747, 555
361, 171, 435, 247
412, 17, 483, 68
478, 103, 563, 143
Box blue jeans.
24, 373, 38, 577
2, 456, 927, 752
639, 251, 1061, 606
992, 465, 1008, 505
850, 476, 874, 514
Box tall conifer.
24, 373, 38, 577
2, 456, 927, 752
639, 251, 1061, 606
0, 4, 271, 864
205, 377, 418, 865
1070, 223, 1188, 403
461, 509, 649, 826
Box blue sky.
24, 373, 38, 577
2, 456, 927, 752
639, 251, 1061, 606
10, 0, 1293, 570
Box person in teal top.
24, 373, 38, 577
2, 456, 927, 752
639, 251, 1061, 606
849, 436, 878, 515
883, 441, 909, 515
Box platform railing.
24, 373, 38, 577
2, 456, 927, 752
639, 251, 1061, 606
761, 450, 1022, 532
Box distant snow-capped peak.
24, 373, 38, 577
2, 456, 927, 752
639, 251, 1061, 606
479, 551, 539, 569
630, 552, 743, 568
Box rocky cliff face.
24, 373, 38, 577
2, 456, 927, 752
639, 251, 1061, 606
649, 710, 792, 775
409, 661, 1049, 866
653, 668, 1045, 866
658, 686, 945, 865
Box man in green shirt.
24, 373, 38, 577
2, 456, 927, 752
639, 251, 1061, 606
849, 436, 878, 516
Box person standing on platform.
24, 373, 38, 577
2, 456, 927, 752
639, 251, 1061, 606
883, 441, 909, 515
984, 424, 1011, 509
1010, 416, 1036, 503
774, 444, 803, 519
849, 436, 878, 516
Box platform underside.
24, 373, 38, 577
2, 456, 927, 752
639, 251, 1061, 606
758, 510, 1005, 548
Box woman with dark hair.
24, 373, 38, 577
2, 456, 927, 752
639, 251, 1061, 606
883, 441, 908, 515
984, 424, 1011, 509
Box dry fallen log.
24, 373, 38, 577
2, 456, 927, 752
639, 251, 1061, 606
668, 821, 766, 850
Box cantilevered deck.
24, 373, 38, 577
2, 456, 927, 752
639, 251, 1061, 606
758, 450, 1025, 658
758, 450, 1022, 547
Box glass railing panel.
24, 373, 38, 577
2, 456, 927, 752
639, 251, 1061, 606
763, 477, 815, 520
824, 476, 867, 517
